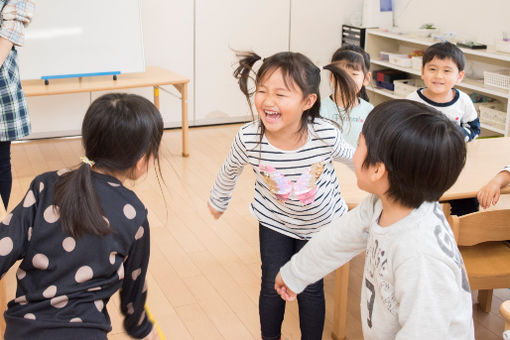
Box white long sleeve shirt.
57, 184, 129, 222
209, 119, 354, 240
281, 195, 474, 339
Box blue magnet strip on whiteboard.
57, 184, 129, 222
41, 71, 121, 80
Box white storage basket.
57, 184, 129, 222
478, 101, 507, 131
484, 70, 510, 90
389, 54, 412, 68
393, 78, 425, 98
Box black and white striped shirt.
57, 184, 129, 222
209, 119, 354, 240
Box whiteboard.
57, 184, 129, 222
18, 0, 145, 80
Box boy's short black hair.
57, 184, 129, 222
422, 41, 466, 71
361, 99, 466, 208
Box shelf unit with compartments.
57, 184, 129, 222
364, 28, 510, 136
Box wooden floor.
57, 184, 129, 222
3, 123, 510, 339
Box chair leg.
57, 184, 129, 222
478, 289, 493, 312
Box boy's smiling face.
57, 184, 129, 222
421, 57, 465, 100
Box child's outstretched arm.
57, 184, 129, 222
208, 129, 249, 218
120, 217, 153, 339
478, 167, 510, 209
276, 195, 375, 297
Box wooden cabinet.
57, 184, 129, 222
364, 29, 510, 136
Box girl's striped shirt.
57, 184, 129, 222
209, 118, 354, 240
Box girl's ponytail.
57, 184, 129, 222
54, 162, 109, 238
323, 63, 358, 126
233, 51, 261, 119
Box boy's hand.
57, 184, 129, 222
274, 272, 297, 301
143, 327, 160, 340
207, 201, 223, 219
478, 180, 501, 209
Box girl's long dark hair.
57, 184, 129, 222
324, 45, 371, 130
54, 93, 164, 238
233, 50, 322, 138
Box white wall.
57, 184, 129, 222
393, 0, 510, 45
290, 0, 363, 101
24, 0, 361, 139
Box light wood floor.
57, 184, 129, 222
3, 123, 510, 339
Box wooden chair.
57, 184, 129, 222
449, 208, 510, 312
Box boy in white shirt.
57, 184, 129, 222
407, 41, 480, 142
408, 41, 480, 216
275, 100, 475, 340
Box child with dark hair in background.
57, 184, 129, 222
0, 93, 163, 340
208, 51, 354, 340
320, 44, 373, 147
276, 100, 475, 340
407, 41, 481, 216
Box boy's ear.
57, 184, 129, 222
370, 162, 387, 182
456, 70, 465, 83
303, 93, 318, 110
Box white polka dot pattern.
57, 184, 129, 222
23, 190, 36, 207
134, 226, 144, 240
117, 263, 124, 280
131, 268, 141, 281
50, 295, 68, 308
15, 295, 27, 305
123, 204, 136, 219
42, 285, 57, 298
94, 299, 104, 312
62, 237, 76, 252
126, 302, 134, 315
87, 287, 101, 292
43, 205, 60, 223
0, 237, 13, 256
32, 253, 49, 270
137, 311, 146, 326
1, 213, 12, 225
109, 251, 117, 265
108, 182, 120, 187
57, 168, 70, 176
39, 182, 44, 192
70, 317, 82, 323
16, 268, 26, 280
75, 266, 93, 283
27, 227, 33, 241
24, 313, 36, 320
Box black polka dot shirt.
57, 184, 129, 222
0, 170, 152, 339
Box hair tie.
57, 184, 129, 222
80, 156, 95, 167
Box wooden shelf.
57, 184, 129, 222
480, 123, 506, 135
371, 60, 510, 99
367, 29, 510, 63
366, 85, 400, 99
366, 29, 510, 136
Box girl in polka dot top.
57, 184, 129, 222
0, 93, 163, 340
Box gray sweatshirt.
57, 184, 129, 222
281, 194, 474, 340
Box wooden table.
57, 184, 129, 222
21, 66, 190, 157
331, 137, 510, 340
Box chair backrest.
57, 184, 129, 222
449, 209, 510, 246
